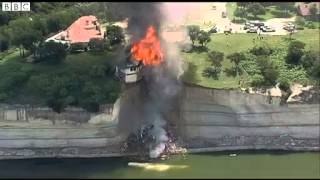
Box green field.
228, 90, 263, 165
182, 29, 319, 89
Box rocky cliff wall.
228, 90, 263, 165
178, 85, 319, 151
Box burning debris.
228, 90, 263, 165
121, 121, 187, 160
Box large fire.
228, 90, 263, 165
130, 26, 164, 66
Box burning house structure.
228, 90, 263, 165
115, 23, 186, 159
115, 26, 164, 84
115, 53, 143, 83
110, 3, 186, 160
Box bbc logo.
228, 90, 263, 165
2, 2, 30, 11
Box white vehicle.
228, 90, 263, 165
247, 27, 258, 33
283, 23, 295, 31
261, 26, 276, 32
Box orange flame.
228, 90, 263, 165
130, 26, 164, 66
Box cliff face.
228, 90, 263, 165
177, 85, 319, 151
0, 84, 319, 159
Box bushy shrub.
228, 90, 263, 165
270, 10, 293, 18
285, 40, 305, 65
250, 45, 273, 56
305, 21, 316, 29
202, 66, 221, 80
36, 41, 67, 64
0, 37, 9, 52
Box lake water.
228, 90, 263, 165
0, 151, 319, 179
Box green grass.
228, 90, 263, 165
0, 48, 22, 63
292, 29, 320, 51
182, 29, 320, 89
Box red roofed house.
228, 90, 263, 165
297, 2, 320, 19
45, 15, 105, 51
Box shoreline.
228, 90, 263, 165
0, 143, 319, 160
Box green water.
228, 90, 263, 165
0, 151, 319, 179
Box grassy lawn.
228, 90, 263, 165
292, 29, 320, 51
0, 48, 22, 63
182, 29, 319, 89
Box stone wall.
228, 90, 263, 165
178, 85, 320, 151
0, 84, 319, 159
0, 102, 124, 160
0, 104, 114, 124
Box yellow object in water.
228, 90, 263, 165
128, 162, 188, 172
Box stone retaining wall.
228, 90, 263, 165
179, 85, 320, 151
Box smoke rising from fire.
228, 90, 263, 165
113, 3, 186, 158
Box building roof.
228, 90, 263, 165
298, 3, 320, 16
64, 15, 104, 44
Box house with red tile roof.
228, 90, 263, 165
297, 2, 320, 18
45, 15, 105, 50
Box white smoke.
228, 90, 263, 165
149, 115, 168, 158
113, 3, 189, 159
146, 3, 191, 159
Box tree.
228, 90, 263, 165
256, 56, 279, 86
234, 7, 246, 19
7, 18, 42, 56
36, 41, 67, 64
32, 16, 48, 36
88, 38, 105, 51
227, 52, 246, 76
207, 50, 224, 67
277, 2, 295, 11
186, 25, 200, 46
309, 3, 319, 20
197, 30, 211, 47
285, 40, 305, 65
250, 45, 273, 56
0, 36, 9, 52
301, 51, 320, 80
247, 3, 266, 18
0, 12, 10, 26
278, 78, 292, 106
47, 11, 79, 33
250, 74, 265, 87
106, 25, 125, 46
202, 66, 221, 80
295, 16, 305, 27
237, 2, 248, 9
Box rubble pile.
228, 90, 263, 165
120, 124, 187, 160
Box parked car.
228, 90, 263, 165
249, 20, 264, 27
245, 24, 255, 30
247, 27, 257, 33
261, 26, 275, 32
244, 22, 251, 30
283, 23, 295, 31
